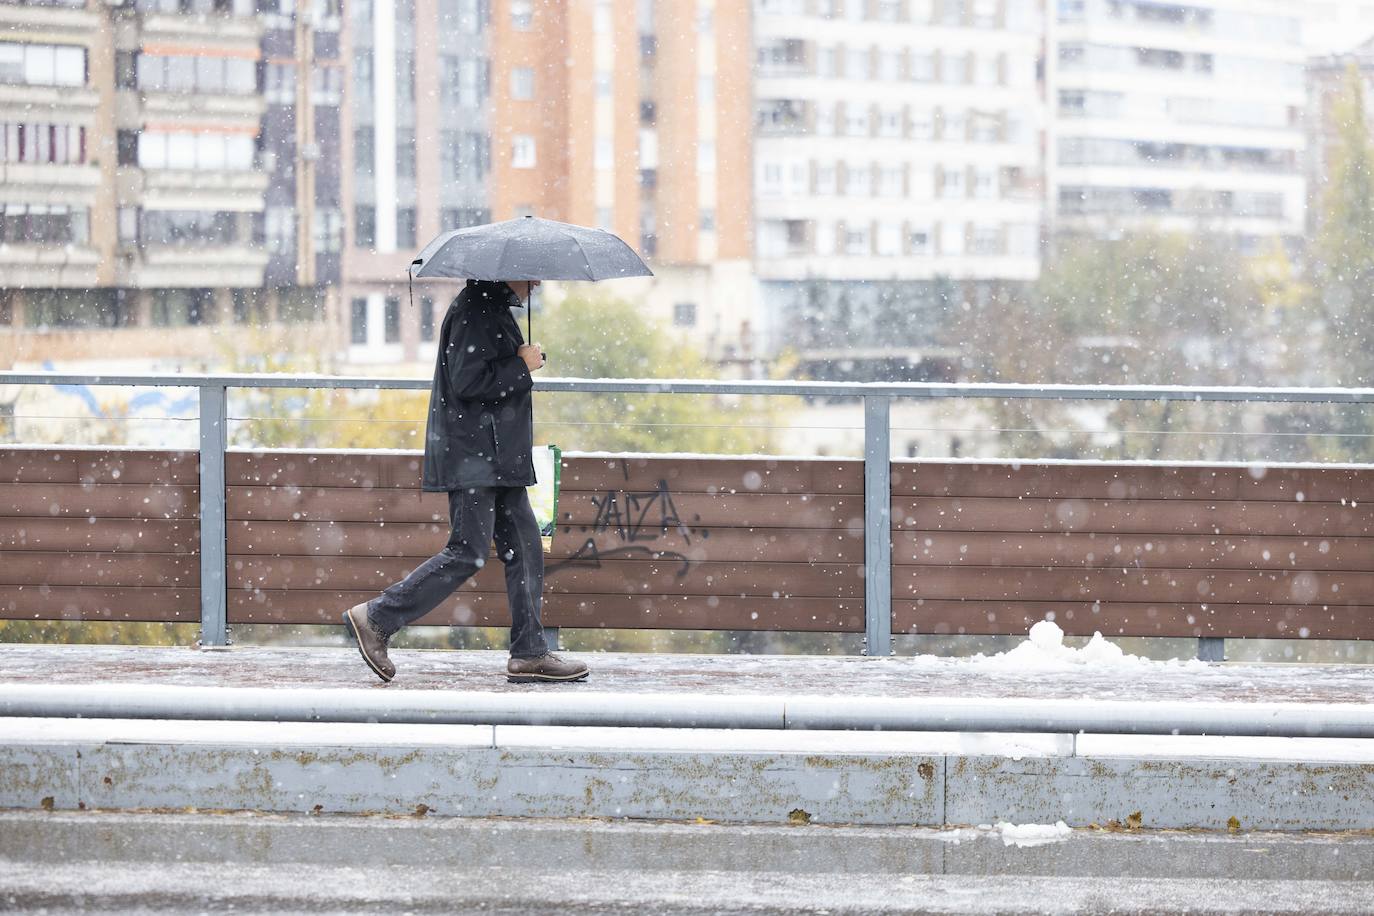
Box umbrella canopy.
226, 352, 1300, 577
409, 215, 653, 282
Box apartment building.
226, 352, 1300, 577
341, 0, 754, 367
750, 0, 1045, 356
0, 0, 340, 368
1047, 0, 1307, 248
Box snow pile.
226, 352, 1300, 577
975, 619, 1205, 672
987, 820, 1073, 848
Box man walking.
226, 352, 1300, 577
342, 278, 589, 684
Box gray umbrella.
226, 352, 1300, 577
408, 215, 653, 339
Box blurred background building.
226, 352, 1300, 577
0, 0, 340, 370
7, 0, 1374, 396
1046, 0, 1307, 251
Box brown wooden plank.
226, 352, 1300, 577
893, 600, 1374, 641
0, 484, 199, 520
0, 552, 198, 587
227, 486, 861, 529
557, 455, 863, 496
0, 449, 197, 485
229, 590, 863, 631
893, 496, 1374, 538
892, 531, 1374, 573
891, 460, 1374, 503
0, 586, 198, 622
227, 451, 425, 489
228, 556, 861, 599
0, 518, 199, 553
893, 566, 1374, 607
226, 521, 861, 564
227, 451, 863, 496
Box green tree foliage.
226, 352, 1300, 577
957, 232, 1275, 461
1312, 65, 1374, 387
532, 292, 788, 455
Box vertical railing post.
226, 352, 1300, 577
1198, 637, 1225, 663
863, 395, 892, 656
198, 382, 229, 648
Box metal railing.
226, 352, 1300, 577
4, 370, 1374, 656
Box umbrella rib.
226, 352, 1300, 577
571, 235, 596, 280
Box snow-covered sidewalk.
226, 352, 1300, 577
2, 624, 1372, 705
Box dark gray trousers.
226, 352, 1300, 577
367, 486, 550, 659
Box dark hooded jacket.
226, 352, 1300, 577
421, 280, 535, 491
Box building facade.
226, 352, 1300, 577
1047, 0, 1306, 249
0, 0, 340, 369
750, 0, 1045, 357
340, 0, 755, 368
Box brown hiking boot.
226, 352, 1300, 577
342, 603, 395, 683
507, 653, 590, 683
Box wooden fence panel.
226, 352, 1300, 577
0, 449, 200, 622
891, 459, 1374, 639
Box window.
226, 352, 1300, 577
510, 0, 531, 29
0, 204, 89, 246
354, 205, 375, 248
815, 163, 836, 194
353, 50, 373, 100
441, 206, 490, 230
137, 53, 256, 95
596, 137, 613, 170
845, 48, 869, 80
972, 224, 1001, 255
844, 107, 870, 137
354, 127, 374, 175
511, 134, 535, 168
844, 225, 869, 255
910, 109, 934, 140
138, 131, 254, 170
876, 221, 901, 256
264, 62, 295, 104
511, 66, 534, 100
595, 0, 612, 32
138, 210, 238, 247
673, 302, 697, 327
942, 222, 965, 256
151, 289, 214, 328
396, 208, 416, 247
973, 166, 997, 198
879, 108, 903, 138
350, 298, 368, 344
700, 209, 715, 232
420, 296, 435, 342
910, 52, 934, 82
396, 130, 415, 178
846, 163, 871, 196
818, 46, 837, 77
908, 223, 932, 255
313, 208, 343, 253
384, 296, 400, 343
263, 206, 293, 256
879, 164, 904, 196
941, 166, 965, 198
941, 110, 966, 141
1, 123, 87, 165
0, 42, 86, 88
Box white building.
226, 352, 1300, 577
1047, 0, 1307, 248
750, 0, 1045, 357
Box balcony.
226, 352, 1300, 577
0, 243, 98, 287
121, 167, 269, 212
118, 243, 270, 288
0, 1, 99, 40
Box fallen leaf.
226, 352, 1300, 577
1227, 816, 1241, 833
1126, 811, 1143, 831
788, 808, 812, 826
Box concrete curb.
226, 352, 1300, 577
2, 718, 1374, 830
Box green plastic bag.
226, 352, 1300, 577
528, 444, 561, 553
